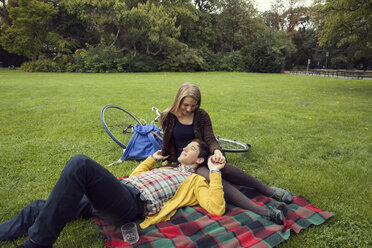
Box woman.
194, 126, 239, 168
160, 82, 293, 224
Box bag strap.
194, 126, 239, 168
151, 131, 163, 142
148, 131, 163, 151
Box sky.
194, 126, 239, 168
255, 0, 313, 12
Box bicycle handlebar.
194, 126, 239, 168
151, 106, 162, 124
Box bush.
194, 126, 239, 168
20, 61, 37, 72
70, 45, 123, 73
330, 56, 348, 69
158, 44, 205, 72
69, 46, 160, 72
198, 47, 220, 71
292, 65, 307, 70
218, 50, 245, 72
20, 54, 71, 72
123, 54, 159, 72
20, 35, 296, 73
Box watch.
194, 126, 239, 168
210, 169, 221, 173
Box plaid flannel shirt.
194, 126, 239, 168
123, 165, 194, 216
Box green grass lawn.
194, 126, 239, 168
0, 69, 371, 247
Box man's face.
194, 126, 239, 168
178, 141, 202, 166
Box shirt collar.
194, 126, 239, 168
176, 164, 195, 173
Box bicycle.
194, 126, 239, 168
100, 105, 251, 153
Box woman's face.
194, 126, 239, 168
179, 96, 198, 117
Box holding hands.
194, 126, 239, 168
208, 153, 226, 172
210, 149, 225, 166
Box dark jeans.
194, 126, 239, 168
0, 155, 139, 246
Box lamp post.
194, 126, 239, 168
307, 59, 311, 74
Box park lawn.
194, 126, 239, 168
0, 70, 371, 248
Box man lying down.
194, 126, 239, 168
0, 139, 291, 248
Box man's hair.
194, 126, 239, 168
192, 139, 209, 162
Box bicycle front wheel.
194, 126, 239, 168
216, 136, 251, 153
101, 105, 142, 149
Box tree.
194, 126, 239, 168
265, 0, 310, 33
315, 0, 372, 68
64, 0, 182, 57
124, 1, 181, 56
262, 0, 317, 70
62, 0, 127, 46
0, 0, 12, 25
194, 0, 218, 13
214, 0, 264, 51
242, 30, 296, 72
0, 0, 76, 59
287, 27, 323, 69
51, 3, 99, 50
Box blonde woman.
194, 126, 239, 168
160, 82, 293, 224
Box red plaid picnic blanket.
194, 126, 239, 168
95, 186, 334, 248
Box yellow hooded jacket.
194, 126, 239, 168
128, 156, 225, 229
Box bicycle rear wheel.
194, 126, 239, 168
101, 105, 142, 149
216, 136, 251, 153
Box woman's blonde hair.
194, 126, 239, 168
161, 82, 201, 124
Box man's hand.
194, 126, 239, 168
211, 149, 225, 165
207, 156, 225, 171
152, 150, 169, 161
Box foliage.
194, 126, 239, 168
71, 45, 123, 73
0, 0, 77, 59
20, 53, 71, 72
62, 0, 127, 42
315, 0, 372, 62
176, 5, 215, 49
242, 30, 296, 72
66, 45, 158, 72
315, 0, 372, 47
194, 0, 218, 13
287, 27, 322, 69
2, 0, 371, 71
51, 3, 99, 50
197, 47, 221, 71
0, 0, 12, 25
218, 50, 244, 71
63, 0, 182, 57
0, 0, 56, 59
264, 0, 310, 33
330, 55, 348, 69
124, 1, 181, 56
214, 0, 263, 51
158, 43, 205, 72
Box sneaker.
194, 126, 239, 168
267, 206, 284, 225
270, 187, 293, 204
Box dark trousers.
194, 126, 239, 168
196, 162, 274, 216
0, 155, 139, 246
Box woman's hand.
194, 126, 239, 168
211, 149, 225, 165
207, 156, 225, 171
152, 150, 169, 161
